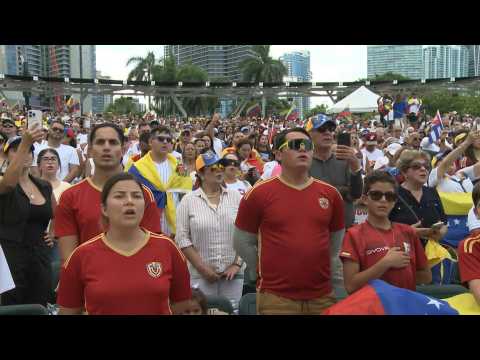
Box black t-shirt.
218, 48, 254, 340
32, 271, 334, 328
389, 185, 447, 228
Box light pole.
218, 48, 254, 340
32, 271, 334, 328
19, 53, 31, 111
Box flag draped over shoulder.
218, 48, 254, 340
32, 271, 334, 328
128, 152, 192, 234
322, 280, 480, 315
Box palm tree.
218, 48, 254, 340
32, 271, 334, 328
126, 51, 157, 110
239, 45, 288, 117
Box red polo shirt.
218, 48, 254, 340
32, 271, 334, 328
459, 234, 480, 284
57, 231, 191, 315
340, 221, 428, 290
235, 176, 345, 300
55, 178, 161, 244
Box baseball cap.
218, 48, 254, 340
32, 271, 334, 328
3, 136, 34, 154
305, 114, 335, 132
240, 126, 250, 133
386, 143, 402, 156
365, 133, 378, 145
1, 117, 16, 127
195, 150, 221, 171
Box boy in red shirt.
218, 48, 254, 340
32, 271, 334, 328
341, 171, 431, 294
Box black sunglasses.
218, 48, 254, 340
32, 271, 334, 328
220, 159, 240, 168
409, 162, 430, 171
315, 124, 336, 133
155, 135, 173, 144
367, 190, 398, 202
278, 139, 314, 152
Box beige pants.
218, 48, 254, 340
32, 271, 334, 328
256, 291, 336, 315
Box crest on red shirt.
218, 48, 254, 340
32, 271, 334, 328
146, 262, 163, 278
403, 242, 411, 254
318, 197, 329, 209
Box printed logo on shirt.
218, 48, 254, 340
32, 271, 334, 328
366, 246, 389, 256
318, 197, 329, 209
341, 251, 352, 257
146, 262, 163, 278
403, 242, 411, 254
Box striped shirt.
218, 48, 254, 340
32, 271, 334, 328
154, 160, 181, 236
176, 187, 242, 277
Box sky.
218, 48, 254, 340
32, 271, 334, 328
96, 45, 368, 107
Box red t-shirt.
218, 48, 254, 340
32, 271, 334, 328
235, 177, 345, 300
57, 231, 191, 315
340, 221, 428, 290
458, 234, 480, 284
55, 178, 161, 244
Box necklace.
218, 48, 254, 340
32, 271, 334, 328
21, 180, 35, 200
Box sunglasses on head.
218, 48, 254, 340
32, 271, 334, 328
278, 138, 314, 152
315, 124, 336, 133
155, 135, 173, 143
367, 190, 398, 202
409, 161, 430, 171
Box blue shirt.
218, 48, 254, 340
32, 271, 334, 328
393, 101, 407, 119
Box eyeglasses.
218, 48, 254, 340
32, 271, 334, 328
409, 162, 430, 171
315, 125, 336, 133
51, 127, 64, 133
278, 139, 314, 152
41, 157, 58, 163
367, 190, 398, 202
155, 135, 173, 143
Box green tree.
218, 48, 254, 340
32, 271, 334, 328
126, 51, 158, 110
358, 72, 410, 82
105, 97, 140, 116
422, 90, 480, 116
305, 104, 329, 118
239, 45, 288, 117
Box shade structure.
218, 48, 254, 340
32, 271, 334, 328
327, 86, 380, 114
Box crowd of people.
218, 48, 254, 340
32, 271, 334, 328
1, 102, 480, 315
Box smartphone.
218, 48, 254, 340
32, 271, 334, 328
337, 132, 351, 147
431, 221, 444, 231
27, 110, 43, 130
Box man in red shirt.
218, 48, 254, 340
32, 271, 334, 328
458, 234, 480, 305
57, 231, 191, 315
234, 128, 345, 315
55, 123, 161, 264
341, 171, 431, 294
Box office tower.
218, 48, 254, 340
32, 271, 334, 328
367, 45, 424, 79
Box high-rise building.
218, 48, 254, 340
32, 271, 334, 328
423, 45, 469, 79
467, 45, 480, 76
367, 45, 424, 79
0, 45, 96, 112
92, 71, 113, 114
164, 45, 257, 117
280, 50, 311, 120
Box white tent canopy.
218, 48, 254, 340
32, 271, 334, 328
327, 86, 380, 114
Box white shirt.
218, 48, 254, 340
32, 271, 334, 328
361, 148, 384, 170
213, 137, 223, 158
171, 151, 183, 162
261, 160, 279, 180
420, 137, 440, 153
32, 143, 80, 181
76, 133, 88, 146
176, 187, 242, 277
122, 142, 141, 166
428, 166, 476, 192
467, 206, 480, 232
225, 179, 252, 196
0, 245, 15, 294
155, 160, 174, 235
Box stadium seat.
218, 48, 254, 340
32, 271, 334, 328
416, 284, 469, 299
206, 295, 234, 315
238, 293, 257, 315
0, 304, 49, 315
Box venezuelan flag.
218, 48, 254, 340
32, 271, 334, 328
245, 103, 261, 117
323, 280, 480, 315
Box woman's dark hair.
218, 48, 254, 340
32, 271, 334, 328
191, 288, 208, 315
37, 148, 62, 168
90, 123, 125, 145
363, 171, 397, 195
101, 173, 144, 206
274, 127, 312, 150
472, 182, 480, 208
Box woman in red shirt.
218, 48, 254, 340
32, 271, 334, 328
57, 173, 192, 315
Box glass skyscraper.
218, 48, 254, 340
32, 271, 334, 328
367, 45, 424, 79
280, 50, 311, 120
423, 45, 469, 79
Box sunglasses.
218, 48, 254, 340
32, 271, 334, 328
278, 139, 314, 152
409, 162, 430, 171
51, 127, 64, 133
206, 163, 225, 172
155, 135, 173, 143
221, 159, 240, 168
315, 125, 336, 133
367, 190, 398, 202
